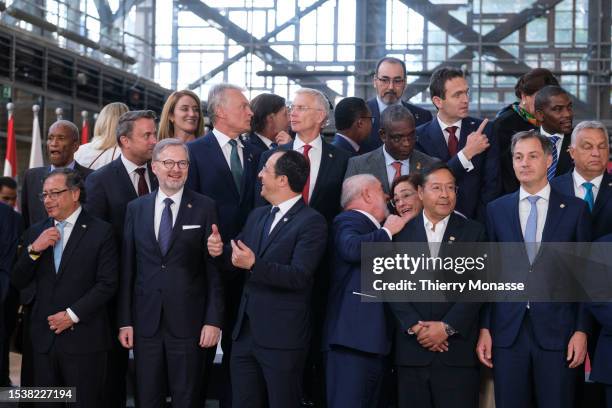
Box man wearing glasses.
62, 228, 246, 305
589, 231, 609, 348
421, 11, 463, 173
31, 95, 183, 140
361, 57, 433, 154
119, 138, 223, 407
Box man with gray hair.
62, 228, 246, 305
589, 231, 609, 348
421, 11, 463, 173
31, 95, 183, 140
551, 120, 612, 240
323, 174, 407, 407
185, 83, 261, 406
345, 104, 437, 195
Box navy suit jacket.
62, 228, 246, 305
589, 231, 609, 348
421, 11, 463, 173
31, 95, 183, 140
245, 132, 272, 153
256, 138, 350, 224
416, 117, 500, 220
119, 189, 224, 338
85, 157, 159, 246
0, 202, 18, 301
186, 132, 261, 242
551, 171, 612, 240
390, 212, 485, 366
12, 210, 118, 354
361, 98, 433, 154
483, 188, 592, 350
228, 199, 327, 349
331, 134, 359, 157
322, 210, 392, 355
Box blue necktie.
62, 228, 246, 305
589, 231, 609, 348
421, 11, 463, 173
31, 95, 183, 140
547, 136, 560, 180
524, 195, 540, 264
53, 221, 67, 272
582, 182, 594, 211
259, 206, 280, 252
158, 198, 173, 255
228, 139, 243, 194
270, 142, 278, 149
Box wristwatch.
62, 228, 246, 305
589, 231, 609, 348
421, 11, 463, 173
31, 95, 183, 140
443, 322, 457, 337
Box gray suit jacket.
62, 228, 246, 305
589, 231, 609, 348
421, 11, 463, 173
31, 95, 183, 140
344, 146, 437, 194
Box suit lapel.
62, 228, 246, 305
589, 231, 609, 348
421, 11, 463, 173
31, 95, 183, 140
114, 158, 138, 200
207, 134, 241, 200
373, 147, 391, 193
510, 192, 524, 242
259, 200, 304, 256
593, 172, 612, 217
428, 120, 450, 161
556, 134, 573, 175
542, 190, 565, 242
56, 210, 89, 279
309, 138, 333, 205
143, 193, 161, 256
458, 118, 478, 151
240, 145, 257, 203
164, 190, 191, 255
147, 161, 159, 191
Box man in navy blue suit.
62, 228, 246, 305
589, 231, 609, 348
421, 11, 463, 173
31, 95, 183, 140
416, 66, 500, 220
208, 150, 327, 408
551, 120, 612, 240
247, 93, 292, 151
331, 97, 373, 156
477, 130, 591, 408
186, 83, 262, 406
361, 57, 433, 154
323, 174, 408, 407
119, 139, 223, 407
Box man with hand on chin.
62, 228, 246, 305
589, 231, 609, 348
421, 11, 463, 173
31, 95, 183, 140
119, 138, 223, 408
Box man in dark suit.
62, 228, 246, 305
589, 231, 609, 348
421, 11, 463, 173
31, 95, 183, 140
345, 104, 437, 195
361, 56, 433, 154
186, 83, 261, 406
534, 85, 575, 180
21, 120, 93, 229
551, 120, 612, 240
390, 162, 485, 408
477, 130, 591, 408
416, 66, 500, 220
119, 138, 223, 407
12, 168, 118, 408
0, 201, 17, 302
331, 97, 372, 156
247, 93, 291, 151
323, 174, 408, 407
208, 150, 328, 408
84, 110, 159, 407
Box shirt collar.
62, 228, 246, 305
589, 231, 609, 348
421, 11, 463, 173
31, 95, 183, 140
376, 96, 402, 114
382, 145, 409, 167
50, 161, 76, 171
573, 169, 603, 190
436, 115, 462, 133
294, 134, 323, 150
55, 205, 82, 226
422, 211, 450, 233
336, 133, 360, 152
156, 187, 184, 206
255, 133, 274, 149
353, 209, 381, 229
519, 183, 551, 202
540, 126, 564, 139
274, 195, 302, 216
121, 155, 146, 174
213, 128, 244, 148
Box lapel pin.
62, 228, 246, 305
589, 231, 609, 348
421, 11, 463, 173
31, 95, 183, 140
560, 203, 565, 208
608, 182, 612, 187
470, 121, 475, 126
416, 162, 422, 170
329, 153, 333, 158
81, 224, 87, 228
449, 236, 455, 242
187, 203, 192, 208
283, 218, 288, 222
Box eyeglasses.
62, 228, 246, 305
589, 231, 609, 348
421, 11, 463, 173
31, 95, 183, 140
391, 191, 417, 206
426, 185, 458, 194
287, 105, 323, 113
156, 159, 190, 169
361, 116, 375, 124
38, 189, 69, 201
376, 76, 406, 86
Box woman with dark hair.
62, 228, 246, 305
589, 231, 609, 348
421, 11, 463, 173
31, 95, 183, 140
493, 68, 559, 193
248, 93, 292, 150
390, 174, 423, 221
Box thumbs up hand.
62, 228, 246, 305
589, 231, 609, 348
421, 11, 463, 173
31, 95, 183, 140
207, 224, 223, 257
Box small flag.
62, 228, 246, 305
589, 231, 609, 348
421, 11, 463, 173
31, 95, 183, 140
81, 110, 89, 145
3, 103, 17, 177
29, 105, 43, 169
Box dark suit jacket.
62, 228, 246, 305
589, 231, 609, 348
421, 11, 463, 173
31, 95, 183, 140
245, 132, 272, 153
551, 171, 612, 240
344, 146, 438, 195
119, 189, 224, 338
12, 210, 118, 354
84, 157, 159, 246
390, 212, 485, 367
256, 138, 350, 224
483, 188, 592, 350
416, 117, 501, 220
187, 132, 261, 242
331, 134, 359, 157
361, 98, 433, 154
228, 200, 327, 349
21, 163, 93, 228
322, 210, 392, 355
0, 202, 18, 301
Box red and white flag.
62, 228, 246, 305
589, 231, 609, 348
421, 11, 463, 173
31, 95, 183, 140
81, 111, 89, 145
3, 104, 17, 177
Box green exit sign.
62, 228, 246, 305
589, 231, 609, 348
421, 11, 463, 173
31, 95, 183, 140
1, 85, 10, 100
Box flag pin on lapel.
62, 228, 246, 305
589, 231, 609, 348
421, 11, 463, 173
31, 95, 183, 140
560, 203, 565, 208
416, 162, 422, 170
187, 203, 192, 208
81, 224, 87, 229
449, 236, 455, 242
329, 153, 333, 158
283, 218, 288, 222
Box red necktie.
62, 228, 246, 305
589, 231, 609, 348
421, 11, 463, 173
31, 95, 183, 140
302, 144, 312, 204
391, 161, 402, 182
446, 126, 459, 157
135, 167, 149, 196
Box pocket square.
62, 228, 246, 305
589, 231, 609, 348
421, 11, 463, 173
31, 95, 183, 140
182, 225, 201, 230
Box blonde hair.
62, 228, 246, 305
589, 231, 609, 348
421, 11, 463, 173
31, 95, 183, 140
158, 90, 205, 140
94, 102, 129, 150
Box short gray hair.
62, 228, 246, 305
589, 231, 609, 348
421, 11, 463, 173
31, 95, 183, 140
341, 174, 380, 209
152, 138, 189, 162
570, 120, 609, 146
380, 104, 415, 134
116, 110, 157, 146
207, 83, 246, 125
294, 88, 331, 125
49, 120, 79, 143
510, 130, 553, 156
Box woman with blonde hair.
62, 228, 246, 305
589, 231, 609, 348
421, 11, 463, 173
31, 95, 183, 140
75, 102, 129, 169
158, 90, 205, 142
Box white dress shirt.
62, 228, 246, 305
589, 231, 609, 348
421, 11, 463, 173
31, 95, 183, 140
121, 155, 151, 194
336, 133, 360, 152
213, 128, 244, 168
423, 212, 450, 258
293, 135, 323, 201
269, 195, 302, 232
572, 170, 602, 202
383, 146, 410, 187
54, 206, 82, 323
436, 116, 473, 171
154, 188, 183, 240
540, 127, 564, 160
518, 184, 550, 244
255, 133, 275, 149
354, 209, 392, 240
